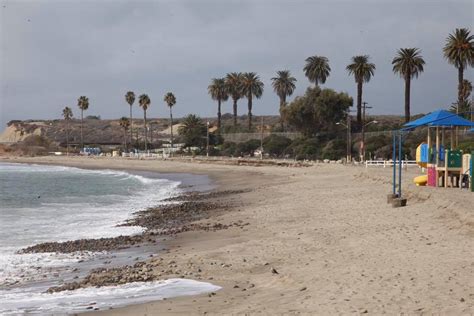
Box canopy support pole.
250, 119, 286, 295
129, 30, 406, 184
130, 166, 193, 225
398, 132, 402, 197
392, 132, 397, 195
435, 127, 440, 166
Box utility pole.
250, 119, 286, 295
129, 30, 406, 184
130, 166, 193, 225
361, 102, 372, 162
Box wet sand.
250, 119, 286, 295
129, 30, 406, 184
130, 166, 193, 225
2, 156, 473, 315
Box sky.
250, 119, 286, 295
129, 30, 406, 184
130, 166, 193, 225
0, 0, 473, 128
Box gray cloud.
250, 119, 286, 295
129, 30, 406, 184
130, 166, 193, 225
1, 0, 473, 128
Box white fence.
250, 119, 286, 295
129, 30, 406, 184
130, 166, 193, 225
365, 160, 418, 168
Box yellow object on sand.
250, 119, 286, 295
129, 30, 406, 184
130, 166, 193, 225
413, 175, 428, 186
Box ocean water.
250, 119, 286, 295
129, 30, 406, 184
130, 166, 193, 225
0, 162, 219, 315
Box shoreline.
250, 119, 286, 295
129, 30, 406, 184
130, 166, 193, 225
1, 156, 473, 315
0, 156, 268, 314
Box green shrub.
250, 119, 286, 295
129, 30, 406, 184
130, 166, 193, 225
22, 135, 51, 148
458, 140, 474, 153
219, 142, 237, 156
321, 139, 346, 160
234, 139, 261, 157
285, 137, 321, 160
263, 135, 292, 157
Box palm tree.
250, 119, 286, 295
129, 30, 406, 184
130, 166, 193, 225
125, 91, 135, 148
119, 117, 130, 150
241, 72, 264, 130
164, 92, 177, 150
178, 114, 207, 149
450, 79, 473, 117
304, 56, 330, 86
392, 48, 425, 122
271, 70, 297, 113
443, 28, 474, 110
77, 96, 89, 149
346, 55, 376, 127
62, 106, 73, 155
208, 78, 228, 130
138, 94, 151, 151
225, 72, 244, 126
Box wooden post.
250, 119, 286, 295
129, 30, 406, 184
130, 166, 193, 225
427, 127, 431, 164
442, 128, 445, 151
427, 127, 430, 147
450, 126, 454, 150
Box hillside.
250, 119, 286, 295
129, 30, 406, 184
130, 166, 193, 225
0, 114, 284, 146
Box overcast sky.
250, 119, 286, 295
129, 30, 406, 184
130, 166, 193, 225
1, 0, 473, 128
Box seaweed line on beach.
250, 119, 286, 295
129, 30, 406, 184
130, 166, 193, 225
19, 189, 245, 254
15, 188, 251, 293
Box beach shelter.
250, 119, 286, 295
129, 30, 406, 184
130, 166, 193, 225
402, 109, 474, 155
403, 109, 474, 129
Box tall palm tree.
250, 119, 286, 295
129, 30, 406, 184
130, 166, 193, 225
443, 28, 474, 110
208, 78, 228, 130
164, 92, 177, 150
450, 79, 473, 117
119, 116, 130, 150
271, 70, 297, 112
241, 72, 264, 130
225, 72, 244, 126
125, 91, 135, 148
138, 94, 151, 151
304, 56, 330, 86
62, 106, 73, 155
392, 48, 425, 122
346, 55, 376, 127
77, 96, 89, 149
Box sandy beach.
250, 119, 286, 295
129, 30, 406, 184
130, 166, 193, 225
2, 156, 473, 315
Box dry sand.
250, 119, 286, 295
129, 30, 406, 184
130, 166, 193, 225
2, 156, 473, 315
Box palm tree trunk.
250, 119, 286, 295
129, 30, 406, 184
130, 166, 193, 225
456, 67, 463, 147
129, 105, 133, 150
404, 75, 411, 123
144, 110, 147, 151
458, 66, 464, 112
233, 98, 238, 126
217, 99, 222, 131
170, 107, 174, 150
279, 95, 286, 130
356, 81, 363, 130
248, 94, 253, 131
66, 120, 69, 156
80, 109, 84, 149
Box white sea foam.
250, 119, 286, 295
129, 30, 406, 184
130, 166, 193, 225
0, 163, 197, 313
0, 279, 221, 315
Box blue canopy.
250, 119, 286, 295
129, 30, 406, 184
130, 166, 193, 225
403, 109, 474, 130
